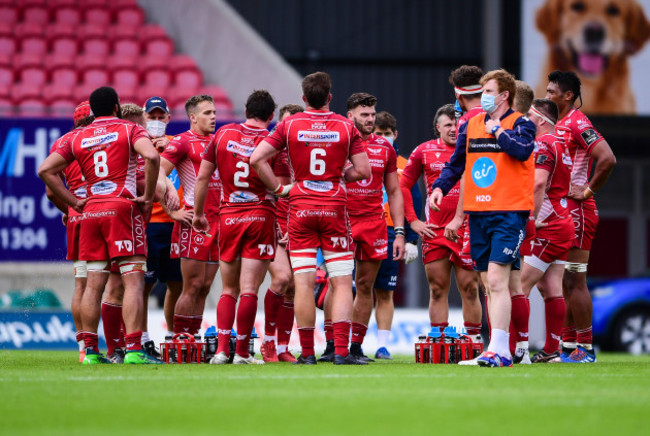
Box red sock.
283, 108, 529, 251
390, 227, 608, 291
191, 316, 202, 335
544, 297, 566, 353
235, 294, 258, 357
298, 327, 315, 357
75, 331, 83, 344
431, 322, 448, 333
511, 295, 530, 344
562, 325, 577, 346
464, 322, 482, 337
101, 302, 125, 355
173, 314, 193, 334
324, 319, 333, 342
333, 320, 351, 357
351, 322, 367, 345
125, 331, 143, 352
84, 332, 99, 353
576, 326, 593, 347
217, 294, 237, 355
264, 289, 283, 337
277, 300, 294, 346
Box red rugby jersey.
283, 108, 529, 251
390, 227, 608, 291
272, 149, 291, 220
203, 122, 273, 211
55, 117, 148, 202
346, 133, 397, 219
402, 138, 460, 228
50, 129, 87, 200
161, 130, 220, 219
264, 109, 365, 206
535, 132, 573, 223
457, 105, 485, 129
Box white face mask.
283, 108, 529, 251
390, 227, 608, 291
146, 120, 167, 138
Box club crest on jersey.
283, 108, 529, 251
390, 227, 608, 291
366, 147, 383, 155
226, 140, 255, 157
81, 132, 119, 149
297, 131, 340, 143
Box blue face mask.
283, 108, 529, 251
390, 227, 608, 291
454, 100, 463, 120
384, 136, 394, 146
481, 92, 503, 114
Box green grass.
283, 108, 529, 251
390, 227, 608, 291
0, 351, 649, 436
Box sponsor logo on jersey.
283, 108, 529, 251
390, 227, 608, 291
562, 151, 573, 166
224, 216, 266, 225
560, 198, 568, 208
303, 180, 333, 192
374, 238, 387, 247
536, 154, 548, 165
311, 122, 327, 130
83, 209, 117, 219
226, 140, 256, 157
471, 157, 497, 188
229, 191, 258, 203
297, 131, 340, 142
468, 138, 502, 153
81, 132, 119, 149
89, 180, 118, 195
74, 186, 87, 199
295, 209, 337, 218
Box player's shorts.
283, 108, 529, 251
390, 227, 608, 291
375, 228, 398, 291
276, 198, 289, 236
422, 219, 472, 270
525, 216, 574, 264
66, 208, 84, 261
287, 204, 352, 253
170, 216, 219, 263
145, 222, 182, 284
567, 198, 599, 251
520, 215, 536, 257
349, 216, 388, 261
219, 208, 276, 262
468, 211, 528, 272
79, 198, 147, 261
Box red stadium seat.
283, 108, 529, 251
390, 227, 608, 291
82, 68, 110, 88
75, 83, 97, 103
175, 70, 203, 90
51, 66, 78, 88
111, 0, 138, 7
79, 23, 106, 40
51, 37, 79, 57
108, 53, 137, 72
111, 25, 138, 40
200, 85, 232, 105
83, 38, 110, 57
17, 98, 47, 117
139, 24, 167, 42
53, 7, 82, 26
85, 0, 110, 7
0, 64, 12, 87
46, 22, 76, 39
0, 96, 13, 116
43, 83, 74, 103
22, 6, 50, 25
112, 84, 137, 103
169, 55, 199, 72
20, 36, 48, 56
113, 69, 139, 89
45, 54, 75, 71
49, 98, 76, 118
0, 6, 18, 25
113, 39, 140, 57
214, 100, 234, 119
115, 7, 144, 27
19, 66, 48, 88
14, 52, 42, 70
167, 86, 198, 108
144, 69, 172, 89
79, 54, 105, 70
83, 7, 112, 26
11, 82, 42, 102
141, 56, 169, 72
144, 38, 174, 58
0, 34, 15, 56
49, 0, 77, 7
15, 22, 43, 38
138, 85, 167, 104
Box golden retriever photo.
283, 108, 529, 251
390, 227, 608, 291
531, 0, 650, 114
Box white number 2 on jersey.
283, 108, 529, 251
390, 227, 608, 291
309, 148, 326, 176
93, 150, 108, 177
234, 161, 250, 188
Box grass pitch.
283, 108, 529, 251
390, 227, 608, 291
0, 351, 648, 436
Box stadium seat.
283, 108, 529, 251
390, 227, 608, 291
83, 38, 110, 57
51, 65, 78, 88
144, 69, 172, 89
112, 84, 137, 103
138, 85, 167, 104
170, 101, 187, 118
169, 55, 200, 72
111, 0, 138, 7
43, 83, 74, 103
139, 24, 167, 42
53, 7, 82, 26
20, 35, 48, 56
79, 54, 105, 70
11, 83, 42, 102
144, 38, 174, 58
49, 0, 77, 7
167, 86, 197, 108
0, 64, 12, 87
79, 23, 106, 40
140, 56, 169, 72
51, 37, 79, 57
200, 85, 232, 105
85, 0, 110, 7
82, 68, 110, 88
0, 6, 18, 25
114, 7, 144, 27
111, 25, 138, 40
19, 66, 48, 88
113, 39, 141, 57
84, 7, 112, 27
49, 98, 76, 117
46, 22, 76, 39
14, 52, 42, 71
214, 100, 234, 119
0, 96, 13, 116
21, 6, 50, 25
75, 83, 97, 103
109, 53, 138, 71
17, 98, 47, 117
175, 70, 203, 91
113, 69, 139, 89
0, 33, 16, 56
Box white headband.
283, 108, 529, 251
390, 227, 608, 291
454, 84, 483, 95
530, 106, 556, 126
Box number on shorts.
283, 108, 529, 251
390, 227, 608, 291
309, 148, 326, 176
93, 150, 108, 177
234, 161, 250, 188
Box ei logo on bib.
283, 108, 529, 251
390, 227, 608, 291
471, 157, 497, 188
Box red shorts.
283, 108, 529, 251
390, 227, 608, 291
525, 216, 574, 263
219, 208, 276, 262
350, 216, 388, 261
66, 208, 84, 261
170, 217, 219, 262
79, 198, 147, 261
287, 203, 352, 253
567, 198, 599, 250
422, 219, 472, 270
276, 198, 289, 236
520, 215, 537, 257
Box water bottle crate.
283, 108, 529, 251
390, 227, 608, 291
160, 333, 206, 364
414, 335, 483, 364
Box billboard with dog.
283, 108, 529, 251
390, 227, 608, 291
522, 0, 650, 115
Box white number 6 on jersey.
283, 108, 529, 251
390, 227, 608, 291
309, 148, 326, 176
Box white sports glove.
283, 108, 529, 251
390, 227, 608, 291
274, 183, 294, 198
404, 242, 419, 264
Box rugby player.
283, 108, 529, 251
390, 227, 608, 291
250, 72, 371, 365
545, 71, 616, 363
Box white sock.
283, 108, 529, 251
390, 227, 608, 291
487, 329, 510, 358
377, 329, 391, 348
264, 335, 276, 343
78, 340, 85, 352
277, 344, 287, 354
141, 331, 151, 344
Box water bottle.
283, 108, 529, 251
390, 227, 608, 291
228, 329, 237, 363
443, 326, 459, 364
164, 334, 174, 363
204, 326, 217, 362
193, 334, 202, 363
249, 327, 258, 357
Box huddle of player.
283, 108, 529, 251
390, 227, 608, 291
39, 65, 614, 367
